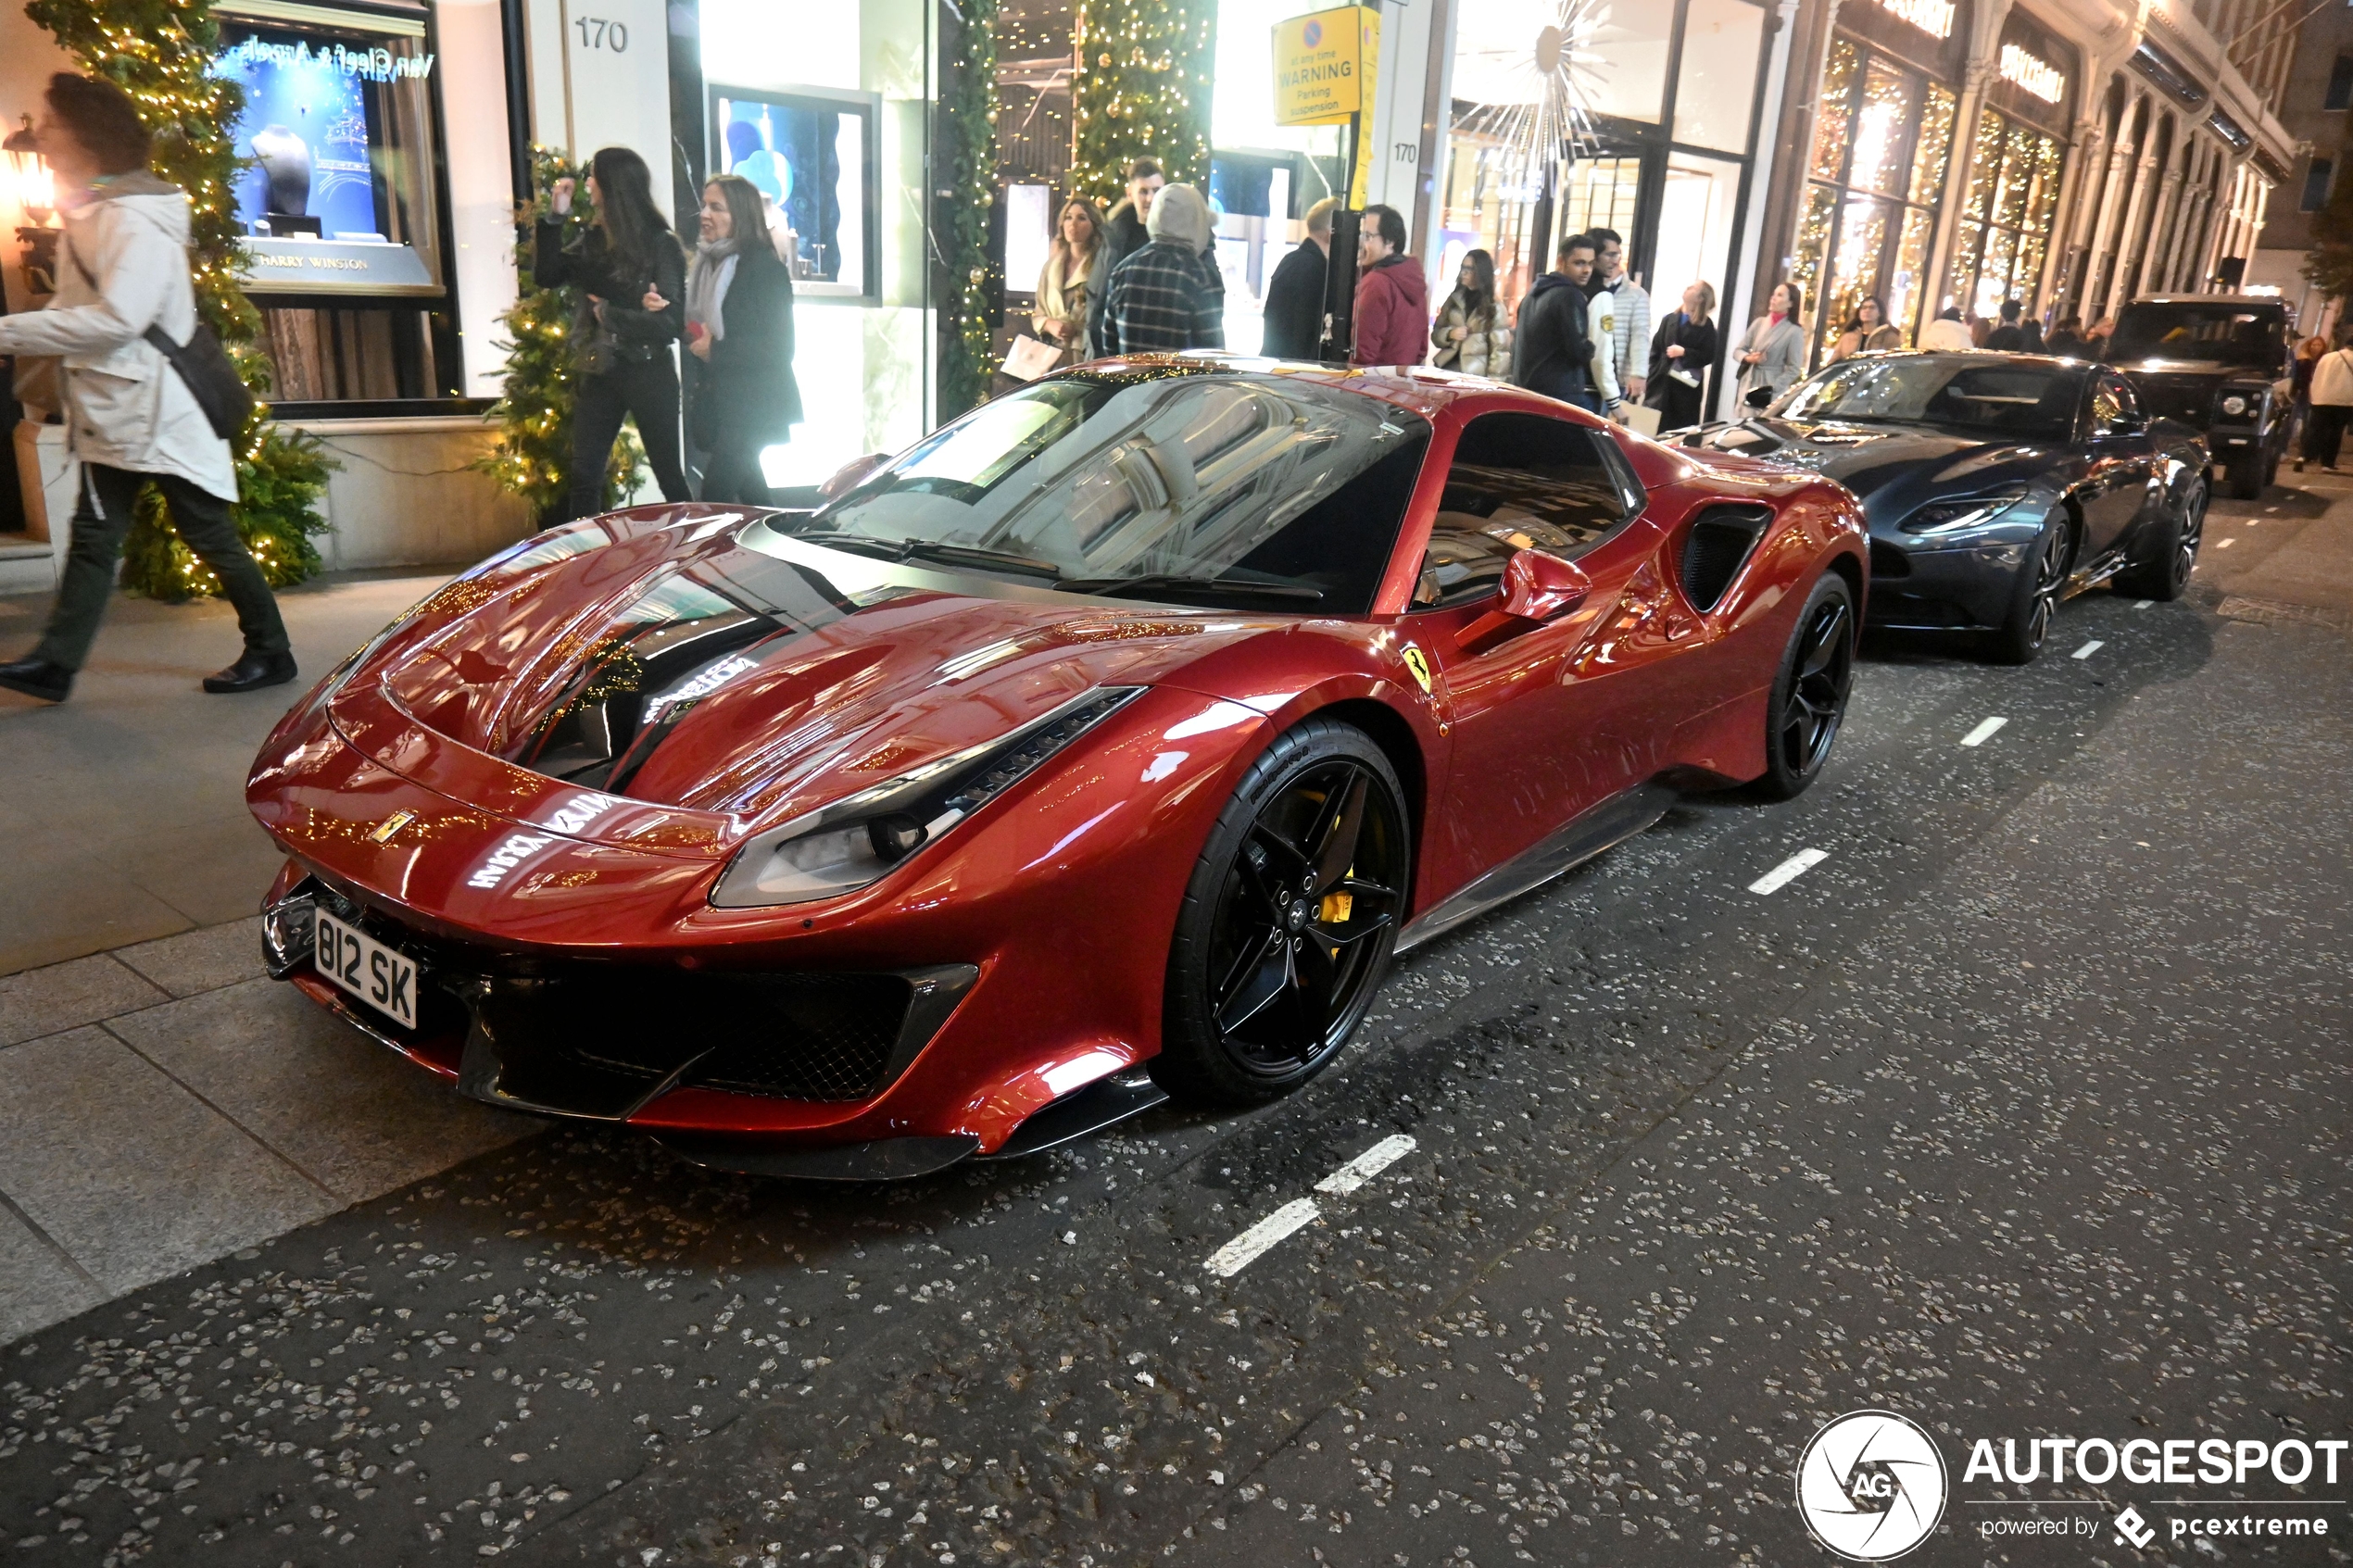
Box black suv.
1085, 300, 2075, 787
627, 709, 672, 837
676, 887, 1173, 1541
2106, 295, 2293, 498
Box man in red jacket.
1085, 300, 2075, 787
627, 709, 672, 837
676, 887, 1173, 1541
1351, 205, 1428, 368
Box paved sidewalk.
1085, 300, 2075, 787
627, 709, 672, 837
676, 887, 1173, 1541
0, 570, 457, 975
0, 568, 535, 1344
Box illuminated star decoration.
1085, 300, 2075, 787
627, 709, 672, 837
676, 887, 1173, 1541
1455, 0, 1607, 191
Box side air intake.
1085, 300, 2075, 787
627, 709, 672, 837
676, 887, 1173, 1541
1679, 505, 1773, 613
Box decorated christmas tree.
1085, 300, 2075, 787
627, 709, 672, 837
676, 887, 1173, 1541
1070, 0, 1217, 205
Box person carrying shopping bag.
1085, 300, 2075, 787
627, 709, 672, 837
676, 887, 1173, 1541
1735, 282, 1807, 407
683, 174, 800, 505
1643, 281, 1719, 433
539, 146, 691, 521
1033, 198, 1102, 368
0, 73, 292, 705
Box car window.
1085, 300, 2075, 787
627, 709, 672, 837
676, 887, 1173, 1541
2109, 304, 2285, 365
789, 367, 1432, 613
2104, 373, 2145, 423
1414, 413, 1632, 610
2090, 373, 2144, 431
1773, 357, 2081, 438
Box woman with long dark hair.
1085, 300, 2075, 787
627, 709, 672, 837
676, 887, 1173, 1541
684, 174, 800, 504
1736, 281, 1807, 406
1829, 296, 1902, 361
538, 146, 690, 520
1429, 248, 1511, 378
1643, 280, 1719, 432
1035, 198, 1102, 367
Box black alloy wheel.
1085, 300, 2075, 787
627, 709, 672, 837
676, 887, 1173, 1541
1983, 515, 2072, 664
2118, 476, 2205, 602
1157, 719, 1409, 1106
1755, 572, 1856, 800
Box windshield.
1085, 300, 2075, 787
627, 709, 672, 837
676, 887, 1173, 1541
790, 366, 1432, 612
2109, 304, 2284, 367
1770, 357, 2082, 439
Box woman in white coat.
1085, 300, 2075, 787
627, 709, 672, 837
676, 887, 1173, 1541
1735, 282, 1809, 408
0, 74, 289, 705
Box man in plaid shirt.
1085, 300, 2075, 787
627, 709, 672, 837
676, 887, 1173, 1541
1590, 227, 1651, 403
1101, 183, 1225, 356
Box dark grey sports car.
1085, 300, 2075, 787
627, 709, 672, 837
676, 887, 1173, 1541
1686, 353, 2208, 662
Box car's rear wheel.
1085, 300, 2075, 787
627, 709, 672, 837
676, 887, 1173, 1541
1754, 572, 1856, 801
1157, 719, 1410, 1107
1982, 512, 2072, 665
2117, 476, 2205, 601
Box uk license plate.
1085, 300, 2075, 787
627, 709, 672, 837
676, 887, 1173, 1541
313, 909, 419, 1030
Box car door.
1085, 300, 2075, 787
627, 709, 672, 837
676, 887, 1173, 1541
1409, 410, 1698, 888
2079, 371, 2155, 559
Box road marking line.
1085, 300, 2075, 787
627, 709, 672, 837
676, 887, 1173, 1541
2133, 600, 2153, 609
2071, 639, 2105, 659
1748, 848, 1828, 896
2215, 537, 2237, 548
1959, 716, 2007, 747
1316, 1135, 1417, 1196
1204, 1198, 1322, 1277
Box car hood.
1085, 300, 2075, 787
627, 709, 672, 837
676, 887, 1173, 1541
1706, 420, 2059, 508
327, 511, 1280, 851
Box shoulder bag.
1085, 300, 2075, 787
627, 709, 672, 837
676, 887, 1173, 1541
70, 242, 254, 439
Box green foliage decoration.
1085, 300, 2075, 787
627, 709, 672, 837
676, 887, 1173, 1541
475, 146, 649, 522
1070, 0, 1216, 207
2304, 151, 2353, 308
938, 0, 1002, 420
27, 0, 333, 602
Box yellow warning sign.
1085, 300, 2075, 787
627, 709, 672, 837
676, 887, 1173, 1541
1273, 6, 1378, 127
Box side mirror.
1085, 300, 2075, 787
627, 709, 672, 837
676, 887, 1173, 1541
820, 451, 890, 499
1497, 548, 1592, 621
1744, 386, 1776, 410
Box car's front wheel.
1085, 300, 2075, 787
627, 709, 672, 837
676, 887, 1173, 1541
1982, 512, 2073, 665
1157, 718, 1410, 1107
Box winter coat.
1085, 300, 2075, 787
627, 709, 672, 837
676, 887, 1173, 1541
1514, 272, 1597, 403
1430, 289, 1511, 379
1643, 310, 1719, 432
1085, 201, 1152, 359
1602, 276, 1650, 391
687, 244, 801, 451
2309, 347, 2353, 408
1352, 254, 1428, 367
1918, 316, 1976, 353
1830, 322, 1903, 360
1735, 312, 1806, 404
1034, 246, 1093, 366
535, 218, 687, 370
0, 172, 236, 500
1259, 239, 1327, 359
1101, 240, 1225, 356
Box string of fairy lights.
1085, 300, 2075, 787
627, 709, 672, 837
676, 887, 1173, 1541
25, 0, 333, 599
1070, 0, 1216, 203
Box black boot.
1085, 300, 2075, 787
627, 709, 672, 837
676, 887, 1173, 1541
203, 649, 299, 694
0, 657, 73, 704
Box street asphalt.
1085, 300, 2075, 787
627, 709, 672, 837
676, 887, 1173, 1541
1, 490, 2347, 1568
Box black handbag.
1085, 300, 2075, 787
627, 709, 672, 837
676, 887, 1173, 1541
70, 243, 254, 439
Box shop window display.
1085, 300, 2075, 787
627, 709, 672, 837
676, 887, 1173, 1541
709, 86, 880, 299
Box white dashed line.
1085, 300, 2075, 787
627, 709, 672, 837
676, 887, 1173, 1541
2071, 639, 2105, 659
1748, 848, 1828, 896
2133, 599, 2153, 609
1315, 1135, 1417, 1196
1204, 1198, 1321, 1277
1959, 716, 2008, 747
2216, 537, 2237, 548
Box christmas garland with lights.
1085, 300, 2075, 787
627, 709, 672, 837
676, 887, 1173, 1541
475, 146, 650, 522
937, 0, 1002, 420
27, 0, 333, 602
1070, 0, 1216, 206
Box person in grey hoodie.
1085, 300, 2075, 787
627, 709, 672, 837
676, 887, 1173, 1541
0, 73, 291, 705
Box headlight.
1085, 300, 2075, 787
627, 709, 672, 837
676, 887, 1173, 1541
1898, 490, 2030, 534
2221, 394, 2248, 417
710, 686, 1145, 908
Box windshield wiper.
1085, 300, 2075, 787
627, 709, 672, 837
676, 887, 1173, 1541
782, 529, 1062, 580
1063, 573, 1326, 605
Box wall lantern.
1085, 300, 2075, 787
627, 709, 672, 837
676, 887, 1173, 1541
4, 115, 59, 298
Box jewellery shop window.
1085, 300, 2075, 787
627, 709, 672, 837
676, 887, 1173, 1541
212, 0, 463, 409
1944, 7, 2071, 324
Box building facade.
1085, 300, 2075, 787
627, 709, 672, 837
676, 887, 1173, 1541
1752, 0, 2304, 382
2245, 0, 2353, 333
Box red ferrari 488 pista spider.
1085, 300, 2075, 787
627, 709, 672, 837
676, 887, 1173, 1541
248, 358, 1866, 1178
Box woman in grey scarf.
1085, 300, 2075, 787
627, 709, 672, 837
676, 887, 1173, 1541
682, 175, 800, 504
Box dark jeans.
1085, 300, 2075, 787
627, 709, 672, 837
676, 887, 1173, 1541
2301, 404, 2347, 467
698, 437, 774, 506
36, 463, 287, 672
565, 356, 691, 521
